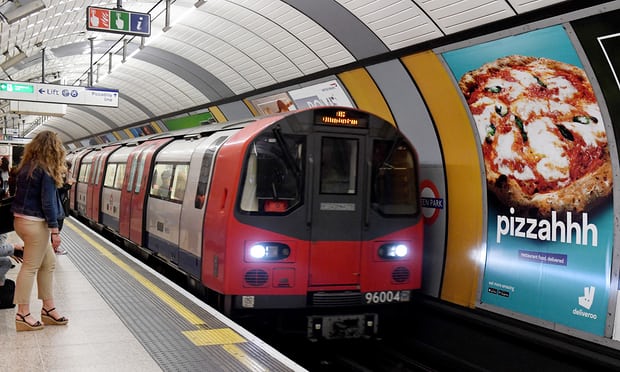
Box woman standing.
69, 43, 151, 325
11, 130, 68, 331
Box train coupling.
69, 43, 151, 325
307, 313, 378, 340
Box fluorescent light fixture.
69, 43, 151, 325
0, 51, 27, 70
0, 0, 46, 24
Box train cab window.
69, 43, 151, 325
240, 133, 304, 214
371, 139, 418, 215
320, 137, 358, 194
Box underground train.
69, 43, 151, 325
65, 107, 424, 339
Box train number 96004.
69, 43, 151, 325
363, 290, 410, 304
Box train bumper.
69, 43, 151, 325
307, 313, 378, 340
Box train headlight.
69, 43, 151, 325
378, 243, 409, 259
247, 242, 291, 260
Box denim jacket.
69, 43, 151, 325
11, 163, 64, 228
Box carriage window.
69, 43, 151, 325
78, 163, 90, 183
195, 136, 227, 209
114, 164, 126, 189
134, 150, 148, 193
240, 133, 304, 213
320, 137, 358, 194
170, 164, 189, 202
127, 152, 140, 192
104, 163, 117, 187
371, 139, 418, 215
150, 164, 174, 199
94, 156, 104, 185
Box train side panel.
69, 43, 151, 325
128, 138, 173, 246
89, 145, 120, 224
101, 146, 133, 232
77, 151, 97, 217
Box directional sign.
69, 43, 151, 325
0, 82, 34, 94
0, 80, 119, 108
87, 6, 151, 37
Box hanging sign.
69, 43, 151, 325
86, 6, 151, 37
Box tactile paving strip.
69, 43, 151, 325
61, 219, 296, 372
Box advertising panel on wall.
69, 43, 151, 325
443, 25, 614, 336
250, 92, 296, 115
288, 80, 354, 109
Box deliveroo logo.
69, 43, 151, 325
572, 286, 598, 320
579, 286, 595, 310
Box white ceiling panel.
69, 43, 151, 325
340, 0, 443, 50
416, 0, 516, 34
508, 0, 568, 13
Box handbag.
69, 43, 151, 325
0, 196, 14, 234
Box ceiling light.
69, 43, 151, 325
0, 50, 27, 70
0, 0, 46, 24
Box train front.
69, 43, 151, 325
209, 107, 424, 339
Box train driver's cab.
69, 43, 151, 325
240, 133, 304, 214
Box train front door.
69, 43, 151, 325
308, 133, 366, 287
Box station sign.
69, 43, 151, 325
0, 80, 119, 108
86, 6, 151, 37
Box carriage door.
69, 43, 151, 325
308, 134, 366, 287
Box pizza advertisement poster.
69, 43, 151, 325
443, 25, 614, 336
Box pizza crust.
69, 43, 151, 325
488, 152, 612, 217
459, 55, 612, 217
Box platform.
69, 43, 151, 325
0, 218, 306, 371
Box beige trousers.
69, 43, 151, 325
13, 217, 56, 305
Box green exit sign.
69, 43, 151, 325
0, 82, 34, 93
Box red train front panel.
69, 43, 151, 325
202, 107, 423, 338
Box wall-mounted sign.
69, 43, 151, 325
0, 80, 119, 108
87, 6, 151, 37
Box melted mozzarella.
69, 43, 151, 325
546, 75, 577, 101
512, 98, 548, 120
527, 118, 568, 181
486, 77, 524, 100
472, 96, 497, 140
494, 131, 535, 180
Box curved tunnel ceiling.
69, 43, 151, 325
0, 0, 596, 143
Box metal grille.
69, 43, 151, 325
311, 291, 362, 307
392, 266, 410, 283
244, 269, 269, 286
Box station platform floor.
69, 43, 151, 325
0, 218, 306, 372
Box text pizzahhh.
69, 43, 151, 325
496, 208, 598, 247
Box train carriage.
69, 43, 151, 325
71, 107, 423, 339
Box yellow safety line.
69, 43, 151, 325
65, 220, 270, 371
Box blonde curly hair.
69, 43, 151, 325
18, 130, 66, 187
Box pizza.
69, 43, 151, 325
458, 55, 612, 217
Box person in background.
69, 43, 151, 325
0, 157, 9, 192
0, 232, 23, 309
0, 187, 23, 309
11, 130, 68, 331
55, 160, 74, 255
8, 165, 18, 197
